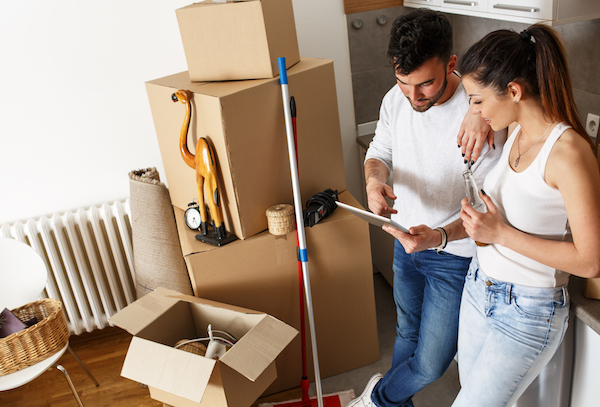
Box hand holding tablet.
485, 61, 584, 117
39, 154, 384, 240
335, 201, 409, 233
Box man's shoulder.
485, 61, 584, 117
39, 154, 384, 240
443, 80, 469, 107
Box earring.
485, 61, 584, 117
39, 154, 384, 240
514, 99, 519, 104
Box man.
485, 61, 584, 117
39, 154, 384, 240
349, 9, 504, 407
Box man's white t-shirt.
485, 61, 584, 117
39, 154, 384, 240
365, 79, 504, 258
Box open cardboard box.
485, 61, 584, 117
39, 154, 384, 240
173, 190, 380, 394
146, 58, 346, 240
176, 0, 300, 82
110, 287, 298, 407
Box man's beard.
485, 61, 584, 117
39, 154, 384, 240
408, 76, 448, 112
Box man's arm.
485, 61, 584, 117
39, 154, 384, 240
365, 158, 397, 217
383, 217, 469, 254
442, 217, 470, 244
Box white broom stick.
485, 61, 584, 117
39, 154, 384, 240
278, 57, 324, 407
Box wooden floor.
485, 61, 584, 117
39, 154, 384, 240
0, 327, 303, 407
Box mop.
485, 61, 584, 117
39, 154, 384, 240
260, 57, 355, 407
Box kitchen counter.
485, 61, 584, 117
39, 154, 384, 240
358, 134, 372, 150
569, 277, 600, 335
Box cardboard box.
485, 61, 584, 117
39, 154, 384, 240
584, 278, 600, 300
173, 190, 380, 394
146, 58, 347, 240
110, 287, 297, 407
176, 0, 300, 81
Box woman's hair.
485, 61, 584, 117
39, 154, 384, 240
459, 24, 593, 151
388, 8, 453, 75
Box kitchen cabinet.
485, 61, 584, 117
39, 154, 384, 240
567, 277, 600, 406
343, 0, 403, 14
404, 0, 600, 25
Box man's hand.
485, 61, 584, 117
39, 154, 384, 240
366, 178, 397, 216
456, 103, 494, 164
364, 158, 397, 216
382, 224, 442, 254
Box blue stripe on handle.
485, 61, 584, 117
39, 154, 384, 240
278, 57, 288, 85
298, 248, 308, 262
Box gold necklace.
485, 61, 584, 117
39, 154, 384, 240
515, 123, 553, 168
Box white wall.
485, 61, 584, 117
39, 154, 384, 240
0, 0, 360, 225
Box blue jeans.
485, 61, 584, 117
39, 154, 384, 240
372, 241, 471, 407
452, 258, 569, 407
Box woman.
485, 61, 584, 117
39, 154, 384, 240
453, 24, 600, 407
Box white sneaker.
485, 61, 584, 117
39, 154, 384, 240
347, 373, 384, 407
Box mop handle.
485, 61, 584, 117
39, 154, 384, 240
278, 57, 324, 407
291, 96, 309, 396
278, 58, 307, 253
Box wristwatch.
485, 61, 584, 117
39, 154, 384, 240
433, 227, 448, 253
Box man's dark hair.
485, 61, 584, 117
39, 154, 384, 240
388, 9, 453, 75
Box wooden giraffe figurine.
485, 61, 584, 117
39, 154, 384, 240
171, 89, 227, 239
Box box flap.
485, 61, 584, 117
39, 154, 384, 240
109, 287, 182, 335
219, 315, 298, 381
122, 336, 216, 403
168, 292, 267, 316
146, 71, 210, 90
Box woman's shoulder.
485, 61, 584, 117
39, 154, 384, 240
547, 126, 597, 188
553, 127, 593, 157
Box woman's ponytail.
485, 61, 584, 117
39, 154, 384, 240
527, 25, 590, 147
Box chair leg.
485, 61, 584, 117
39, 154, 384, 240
68, 345, 99, 387
53, 364, 84, 407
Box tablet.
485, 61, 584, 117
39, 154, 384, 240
336, 201, 409, 233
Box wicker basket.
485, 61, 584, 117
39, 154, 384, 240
266, 204, 295, 235
0, 298, 70, 376
175, 339, 207, 356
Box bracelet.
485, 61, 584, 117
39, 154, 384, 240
433, 227, 447, 253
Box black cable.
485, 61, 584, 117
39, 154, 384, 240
303, 189, 338, 227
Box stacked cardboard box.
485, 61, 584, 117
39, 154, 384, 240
176, 0, 300, 82
173, 190, 380, 395
128, 0, 380, 405
146, 58, 347, 239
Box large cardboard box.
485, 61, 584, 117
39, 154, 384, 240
146, 58, 346, 240
176, 0, 300, 81
174, 190, 380, 394
584, 278, 600, 300
110, 287, 297, 407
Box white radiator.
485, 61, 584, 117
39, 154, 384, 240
0, 200, 135, 335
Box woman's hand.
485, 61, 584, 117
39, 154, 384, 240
457, 104, 495, 164
459, 192, 506, 245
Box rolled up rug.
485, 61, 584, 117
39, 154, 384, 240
128, 167, 192, 298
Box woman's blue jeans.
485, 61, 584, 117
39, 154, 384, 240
371, 241, 471, 407
451, 258, 569, 407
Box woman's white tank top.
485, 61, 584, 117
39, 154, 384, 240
477, 122, 571, 288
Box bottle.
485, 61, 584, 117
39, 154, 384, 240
462, 169, 488, 246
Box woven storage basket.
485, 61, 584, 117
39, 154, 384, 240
0, 298, 69, 376
175, 339, 207, 356
266, 204, 295, 235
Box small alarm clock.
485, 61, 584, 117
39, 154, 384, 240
184, 200, 202, 230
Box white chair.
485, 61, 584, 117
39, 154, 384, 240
0, 237, 98, 406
